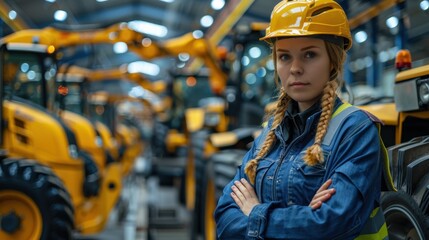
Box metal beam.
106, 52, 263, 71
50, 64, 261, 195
0, 1, 29, 31
349, 0, 404, 30
188, 0, 254, 71
205, 0, 254, 46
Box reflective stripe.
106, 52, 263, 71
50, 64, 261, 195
378, 124, 397, 192
325, 103, 396, 192
355, 207, 388, 240
322, 103, 358, 146
361, 207, 387, 234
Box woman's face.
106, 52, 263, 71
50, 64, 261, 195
275, 37, 331, 112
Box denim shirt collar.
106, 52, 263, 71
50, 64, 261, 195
280, 97, 343, 143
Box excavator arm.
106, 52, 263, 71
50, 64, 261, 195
1, 22, 227, 94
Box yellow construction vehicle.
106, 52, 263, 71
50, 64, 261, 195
0, 29, 124, 238
356, 50, 429, 238
86, 91, 149, 176
56, 65, 157, 177
0, 41, 122, 239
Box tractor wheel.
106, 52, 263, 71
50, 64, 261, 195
381, 190, 429, 240
0, 158, 74, 240
202, 149, 247, 240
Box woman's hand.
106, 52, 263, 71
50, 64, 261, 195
309, 179, 336, 210
231, 178, 260, 216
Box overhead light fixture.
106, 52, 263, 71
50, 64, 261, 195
248, 47, 262, 58
113, 42, 128, 54
178, 53, 190, 61
96, 0, 108, 2
128, 20, 168, 38
160, 0, 174, 2
128, 61, 160, 76
192, 30, 204, 39
421, 0, 429, 11
200, 15, 214, 28
45, 0, 56, 2
54, 10, 67, 21
8, 10, 17, 20
386, 16, 399, 29
211, 0, 225, 10
354, 30, 367, 44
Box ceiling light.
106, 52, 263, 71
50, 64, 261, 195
45, 0, 56, 2
248, 47, 262, 58
192, 30, 204, 39
128, 20, 168, 38
200, 15, 214, 28
211, 0, 225, 10
8, 10, 17, 20
354, 30, 367, 44
160, 0, 174, 2
96, 0, 108, 2
386, 16, 398, 29
128, 61, 160, 76
421, 0, 429, 11
54, 10, 67, 21
178, 53, 190, 61
113, 42, 128, 54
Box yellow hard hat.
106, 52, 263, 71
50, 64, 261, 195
261, 0, 352, 50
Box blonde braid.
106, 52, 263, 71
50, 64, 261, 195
245, 90, 290, 184
303, 80, 338, 166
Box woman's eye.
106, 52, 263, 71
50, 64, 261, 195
278, 54, 290, 61
304, 51, 317, 58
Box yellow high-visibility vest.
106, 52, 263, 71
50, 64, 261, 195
327, 102, 396, 240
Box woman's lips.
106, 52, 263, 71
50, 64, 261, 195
290, 82, 309, 86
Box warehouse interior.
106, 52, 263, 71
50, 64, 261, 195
1, 0, 429, 240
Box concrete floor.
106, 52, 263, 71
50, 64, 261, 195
74, 167, 191, 240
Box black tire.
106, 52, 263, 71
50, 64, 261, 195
202, 149, 247, 240
0, 158, 74, 240
382, 190, 429, 240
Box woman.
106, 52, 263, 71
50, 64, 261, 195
214, 0, 390, 239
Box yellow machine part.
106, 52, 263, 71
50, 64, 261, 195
165, 130, 188, 154
2, 100, 123, 234
0, 190, 42, 240
61, 110, 106, 170
210, 132, 238, 148
357, 103, 398, 126
1, 101, 86, 219
115, 123, 143, 176
95, 121, 119, 160
185, 108, 205, 133
74, 162, 122, 234
396, 64, 429, 83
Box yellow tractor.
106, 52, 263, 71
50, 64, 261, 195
58, 65, 163, 176
85, 91, 148, 176
357, 50, 429, 238
0, 40, 112, 239
0, 30, 123, 238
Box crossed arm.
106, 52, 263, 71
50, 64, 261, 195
231, 178, 335, 216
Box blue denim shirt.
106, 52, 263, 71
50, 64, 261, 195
214, 99, 382, 239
